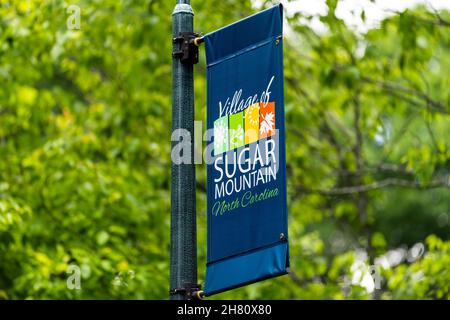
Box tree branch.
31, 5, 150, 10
297, 177, 450, 196
361, 76, 448, 114
385, 9, 450, 27
337, 163, 414, 177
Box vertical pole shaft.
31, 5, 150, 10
170, 0, 197, 300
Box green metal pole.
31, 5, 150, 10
170, 0, 197, 300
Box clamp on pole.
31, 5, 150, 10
169, 283, 205, 300
172, 32, 204, 65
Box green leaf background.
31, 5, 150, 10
0, 0, 448, 299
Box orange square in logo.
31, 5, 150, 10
259, 102, 275, 139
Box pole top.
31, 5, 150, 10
173, 3, 194, 16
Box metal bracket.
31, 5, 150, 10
169, 283, 204, 300
173, 32, 201, 65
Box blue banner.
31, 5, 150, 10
204, 4, 289, 296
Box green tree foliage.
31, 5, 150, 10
0, 0, 449, 299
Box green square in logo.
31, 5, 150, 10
229, 111, 245, 150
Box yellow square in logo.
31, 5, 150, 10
245, 103, 260, 145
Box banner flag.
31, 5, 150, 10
204, 4, 289, 296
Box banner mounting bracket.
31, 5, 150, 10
172, 32, 203, 65
169, 283, 204, 300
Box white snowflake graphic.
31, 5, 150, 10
260, 112, 275, 136
214, 121, 228, 150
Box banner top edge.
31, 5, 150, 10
204, 3, 283, 39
